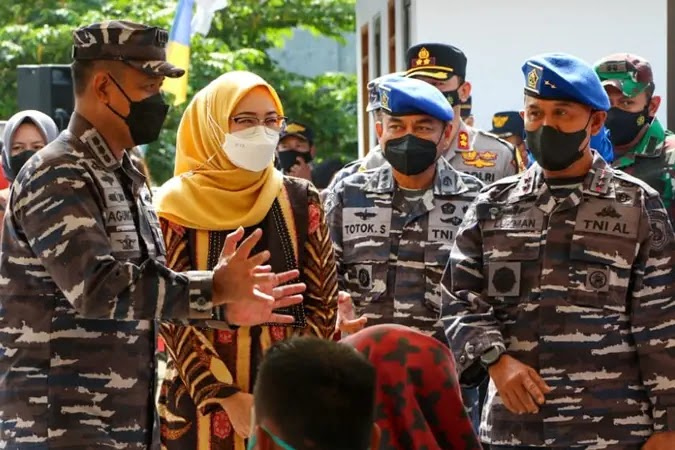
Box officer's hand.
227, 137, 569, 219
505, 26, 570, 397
642, 431, 675, 450
336, 291, 367, 336
488, 354, 552, 415
288, 157, 312, 182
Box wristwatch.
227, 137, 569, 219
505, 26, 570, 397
480, 346, 505, 368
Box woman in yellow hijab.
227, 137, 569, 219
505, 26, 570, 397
154, 71, 338, 450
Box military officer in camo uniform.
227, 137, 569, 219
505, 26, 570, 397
0, 20, 303, 449
325, 73, 401, 194
326, 76, 483, 340
405, 43, 517, 185
442, 53, 675, 450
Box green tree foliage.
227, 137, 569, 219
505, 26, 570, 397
0, 0, 357, 184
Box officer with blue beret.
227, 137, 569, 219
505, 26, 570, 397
325, 76, 484, 357
323, 73, 405, 196
443, 52, 675, 449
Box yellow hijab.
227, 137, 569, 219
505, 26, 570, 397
154, 71, 284, 230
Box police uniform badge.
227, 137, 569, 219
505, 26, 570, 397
380, 89, 390, 111
492, 115, 509, 129
525, 62, 543, 94
648, 209, 671, 251
458, 131, 470, 150
285, 123, 306, 134
412, 47, 435, 68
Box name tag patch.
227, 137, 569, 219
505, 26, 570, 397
575, 202, 639, 239
427, 200, 469, 241
483, 205, 544, 232
343, 207, 391, 239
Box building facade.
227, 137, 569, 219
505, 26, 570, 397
269, 28, 357, 78
356, 0, 669, 157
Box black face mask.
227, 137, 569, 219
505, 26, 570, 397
606, 106, 650, 147
384, 134, 438, 175
525, 117, 591, 171
7, 150, 36, 181
106, 74, 169, 146
442, 89, 461, 108
278, 150, 313, 172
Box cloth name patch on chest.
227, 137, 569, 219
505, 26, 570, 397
574, 202, 639, 239
482, 204, 544, 231
428, 200, 470, 241
343, 207, 391, 238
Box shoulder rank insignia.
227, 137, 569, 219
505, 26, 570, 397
458, 131, 470, 150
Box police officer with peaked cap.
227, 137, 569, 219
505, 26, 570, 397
0, 20, 304, 448
491, 111, 527, 172
405, 43, 517, 184
442, 52, 675, 449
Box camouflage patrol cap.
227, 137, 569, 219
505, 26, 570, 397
72, 20, 185, 78
594, 53, 654, 98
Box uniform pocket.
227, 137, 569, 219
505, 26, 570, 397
343, 261, 388, 306
568, 236, 637, 312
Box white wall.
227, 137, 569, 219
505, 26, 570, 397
356, 0, 667, 155
268, 28, 357, 78
413, 0, 667, 130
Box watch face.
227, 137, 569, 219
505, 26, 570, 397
481, 347, 502, 364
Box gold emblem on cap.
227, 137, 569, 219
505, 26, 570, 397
492, 116, 509, 128
285, 123, 306, 134
380, 91, 390, 110
637, 115, 646, 127
416, 47, 431, 66
527, 68, 539, 90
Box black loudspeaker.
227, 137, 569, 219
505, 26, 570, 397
17, 64, 74, 131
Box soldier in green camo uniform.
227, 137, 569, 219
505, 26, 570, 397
595, 53, 675, 223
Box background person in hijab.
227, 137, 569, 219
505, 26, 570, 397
0, 110, 58, 228
154, 71, 340, 450
343, 324, 482, 450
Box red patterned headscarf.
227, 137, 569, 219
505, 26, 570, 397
343, 324, 481, 450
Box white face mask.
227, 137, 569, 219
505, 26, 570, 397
222, 126, 280, 172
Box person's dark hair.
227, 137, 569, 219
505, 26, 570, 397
71, 60, 124, 96
71, 60, 96, 96
254, 337, 376, 450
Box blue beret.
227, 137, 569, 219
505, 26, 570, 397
522, 53, 610, 111
366, 73, 404, 112
490, 111, 524, 138
378, 76, 454, 122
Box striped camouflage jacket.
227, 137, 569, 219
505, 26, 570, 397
442, 153, 675, 448
326, 156, 483, 339
0, 113, 215, 449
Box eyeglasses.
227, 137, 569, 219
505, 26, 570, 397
247, 425, 296, 450
231, 114, 287, 132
